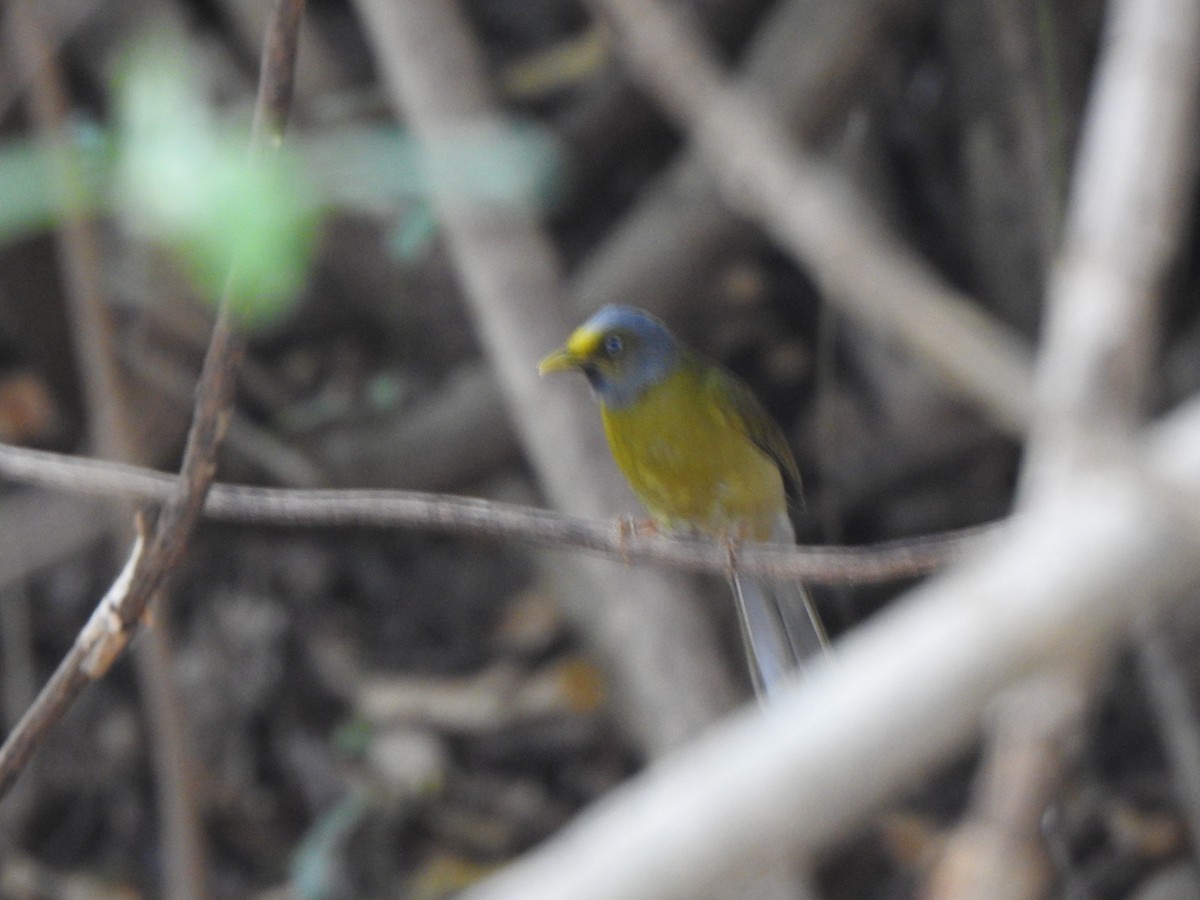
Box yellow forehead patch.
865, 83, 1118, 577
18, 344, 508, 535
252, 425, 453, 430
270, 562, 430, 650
565, 326, 605, 360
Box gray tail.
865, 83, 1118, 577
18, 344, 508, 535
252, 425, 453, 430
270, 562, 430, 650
730, 574, 829, 699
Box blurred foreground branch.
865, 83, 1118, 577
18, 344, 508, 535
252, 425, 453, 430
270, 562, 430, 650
459, 392, 1200, 900
1021, 0, 1200, 491
457, 0, 1200, 895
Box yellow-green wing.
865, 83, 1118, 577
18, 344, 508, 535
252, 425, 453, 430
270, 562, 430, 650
697, 356, 805, 505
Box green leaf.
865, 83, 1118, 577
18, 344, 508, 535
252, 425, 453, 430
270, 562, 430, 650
113, 39, 317, 328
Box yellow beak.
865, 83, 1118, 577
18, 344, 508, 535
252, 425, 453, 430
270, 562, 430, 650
538, 347, 583, 375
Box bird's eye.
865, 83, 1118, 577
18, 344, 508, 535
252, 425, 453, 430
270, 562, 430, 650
603, 334, 624, 357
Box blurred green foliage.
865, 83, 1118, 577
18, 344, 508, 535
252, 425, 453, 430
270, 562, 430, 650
0, 144, 77, 240
0, 35, 564, 328
114, 41, 318, 328
302, 123, 562, 261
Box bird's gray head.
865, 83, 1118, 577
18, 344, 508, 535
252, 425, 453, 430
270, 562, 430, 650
537, 305, 681, 408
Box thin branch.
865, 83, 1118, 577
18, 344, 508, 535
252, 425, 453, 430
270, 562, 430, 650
567, 0, 928, 321
0, 442, 992, 585
583, 0, 1036, 435
5, 0, 134, 461
0, 0, 307, 801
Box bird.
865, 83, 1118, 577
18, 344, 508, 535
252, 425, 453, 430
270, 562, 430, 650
538, 305, 828, 698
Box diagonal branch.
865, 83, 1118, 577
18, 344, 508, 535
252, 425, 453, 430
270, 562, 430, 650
0, 0, 307, 801
455, 0, 1200, 894
583, 0, 1035, 435
6, 0, 211, 889
567, 0, 928, 323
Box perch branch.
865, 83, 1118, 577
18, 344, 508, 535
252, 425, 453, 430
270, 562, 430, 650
0, 441, 994, 586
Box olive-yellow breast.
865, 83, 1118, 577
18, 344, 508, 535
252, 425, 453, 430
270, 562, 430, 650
539, 305, 825, 698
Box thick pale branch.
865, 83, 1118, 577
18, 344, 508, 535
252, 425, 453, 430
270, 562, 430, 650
1023, 0, 1200, 489
451, 0, 1200, 893
461, 397, 1200, 900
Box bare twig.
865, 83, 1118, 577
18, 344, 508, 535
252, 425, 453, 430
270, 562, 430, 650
567, 0, 924, 321
459, 395, 1200, 900
0, 0, 307, 802
5, 0, 133, 461
584, 0, 1035, 435
0, 441, 995, 585
0, 0, 104, 121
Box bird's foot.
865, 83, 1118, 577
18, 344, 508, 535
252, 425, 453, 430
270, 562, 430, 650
719, 530, 743, 578
615, 516, 658, 564
617, 515, 658, 537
